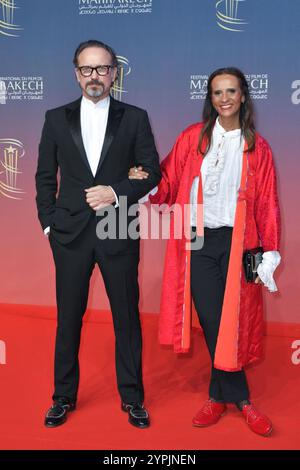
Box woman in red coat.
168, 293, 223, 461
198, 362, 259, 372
129, 67, 281, 436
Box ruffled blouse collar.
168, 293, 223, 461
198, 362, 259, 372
202, 118, 243, 196
214, 117, 241, 139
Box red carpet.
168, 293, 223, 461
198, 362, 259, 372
0, 305, 299, 450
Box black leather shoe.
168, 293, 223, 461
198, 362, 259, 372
44, 397, 76, 428
121, 402, 150, 428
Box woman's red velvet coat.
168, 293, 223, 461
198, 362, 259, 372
150, 122, 281, 371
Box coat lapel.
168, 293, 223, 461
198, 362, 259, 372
65, 98, 93, 176
95, 97, 125, 175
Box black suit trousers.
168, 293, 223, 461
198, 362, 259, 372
49, 215, 144, 405
191, 226, 249, 403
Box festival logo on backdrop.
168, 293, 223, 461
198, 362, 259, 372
190, 74, 208, 101
78, 0, 152, 16
0, 0, 22, 37
216, 0, 248, 32
0, 76, 44, 104
0, 80, 7, 104
190, 72, 269, 100
111, 56, 131, 101
0, 138, 25, 200
245, 74, 269, 100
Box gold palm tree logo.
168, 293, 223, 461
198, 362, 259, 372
0, 0, 22, 37
111, 56, 131, 101
0, 139, 25, 199
216, 0, 248, 32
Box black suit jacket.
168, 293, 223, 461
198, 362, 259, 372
35, 96, 161, 249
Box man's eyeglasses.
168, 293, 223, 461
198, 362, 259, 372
77, 65, 115, 77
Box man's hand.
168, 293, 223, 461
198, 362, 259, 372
128, 165, 149, 180
85, 185, 116, 211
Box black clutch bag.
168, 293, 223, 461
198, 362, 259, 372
243, 247, 263, 283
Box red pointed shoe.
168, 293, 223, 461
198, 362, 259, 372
192, 399, 226, 427
241, 403, 273, 437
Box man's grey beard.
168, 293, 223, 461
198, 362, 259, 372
86, 85, 104, 98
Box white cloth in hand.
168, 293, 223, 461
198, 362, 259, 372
257, 251, 281, 293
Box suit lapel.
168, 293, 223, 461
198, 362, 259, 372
95, 97, 125, 176
65, 98, 93, 176
66, 96, 125, 178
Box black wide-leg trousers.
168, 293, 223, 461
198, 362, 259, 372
191, 226, 249, 403
49, 216, 144, 405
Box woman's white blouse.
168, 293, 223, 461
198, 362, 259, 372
190, 117, 244, 228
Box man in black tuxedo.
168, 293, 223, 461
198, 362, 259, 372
35, 40, 161, 429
